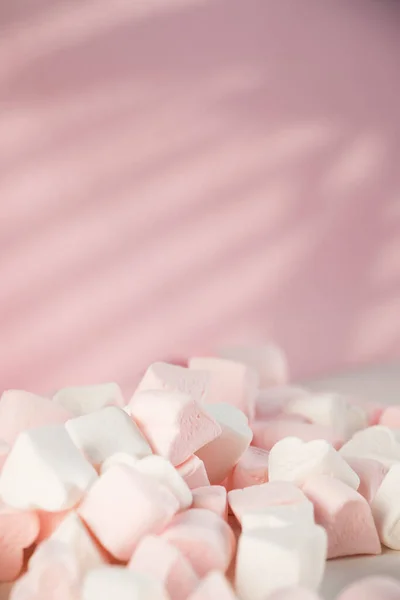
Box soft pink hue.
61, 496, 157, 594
1, 0, 400, 395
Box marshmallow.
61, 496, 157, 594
254, 386, 310, 421
267, 589, 322, 600
349, 398, 385, 426
161, 508, 235, 577
217, 342, 288, 388
0, 440, 9, 473
235, 521, 327, 600
269, 437, 359, 489
371, 463, 400, 550
128, 535, 198, 600
195, 403, 252, 484
128, 390, 221, 466
36, 513, 105, 575
240, 501, 315, 532
176, 456, 210, 489
0, 425, 98, 511
0, 390, 72, 446
53, 383, 125, 415
228, 482, 308, 525
380, 406, 400, 428
302, 475, 381, 558
37, 509, 70, 543
132, 362, 210, 404
345, 457, 388, 504
192, 486, 228, 520
79, 465, 179, 561
251, 420, 343, 451
230, 446, 269, 490
0, 502, 39, 582
65, 406, 152, 469
82, 566, 169, 600
188, 571, 238, 600
337, 576, 400, 600
188, 357, 259, 418
340, 426, 400, 467
135, 455, 192, 510
100, 452, 138, 474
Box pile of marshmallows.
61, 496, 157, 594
1, 345, 400, 600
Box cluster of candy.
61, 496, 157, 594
0, 345, 400, 599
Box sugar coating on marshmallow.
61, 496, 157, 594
0, 502, 40, 582
0, 425, 98, 511
337, 576, 400, 600
235, 522, 327, 600
128, 535, 198, 600
135, 455, 192, 510
65, 406, 152, 468
53, 383, 125, 416
240, 500, 315, 532
176, 455, 210, 489
188, 357, 259, 419
188, 570, 238, 600
133, 362, 210, 405
128, 390, 221, 466
0, 390, 72, 446
161, 508, 235, 577
254, 386, 310, 421
82, 566, 169, 600
192, 486, 228, 520
268, 437, 360, 489
228, 481, 308, 525
195, 403, 252, 484
371, 463, 400, 550
79, 465, 179, 561
302, 474, 381, 558
251, 420, 343, 451
230, 446, 269, 490
345, 457, 388, 504
217, 343, 288, 388
340, 426, 400, 467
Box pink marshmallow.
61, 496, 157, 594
228, 482, 308, 525
192, 486, 228, 520
37, 510, 70, 543
337, 576, 400, 600
79, 465, 179, 561
0, 440, 10, 472
128, 390, 221, 466
0, 390, 72, 446
176, 455, 210, 489
187, 571, 238, 600
345, 457, 388, 504
267, 588, 322, 600
230, 446, 269, 490
254, 386, 310, 421
132, 361, 210, 404
128, 535, 198, 600
380, 406, 400, 428
217, 343, 288, 388
251, 420, 343, 451
0, 501, 40, 581
188, 357, 259, 419
161, 508, 235, 577
302, 475, 381, 558
348, 397, 385, 426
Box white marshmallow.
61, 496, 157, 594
196, 403, 252, 484
82, 566, 169, 600
340, 426, 400, 467
0, 425, 97, 511
218, 343, 288, 387
241, 501, 315, 532
65, 406, 152, 468
32, 513, 104, 575
268, 437, 360, 489
135, 455, 192, 510
235, 522, 327, 600
371, 463, 400, 549
53, 383, 125, 415
100, 452, 139, 474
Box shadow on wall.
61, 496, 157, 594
0, 0, 400, 395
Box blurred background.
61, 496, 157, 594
0, 0, 399, 397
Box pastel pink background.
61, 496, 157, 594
1, 0, 400, 396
